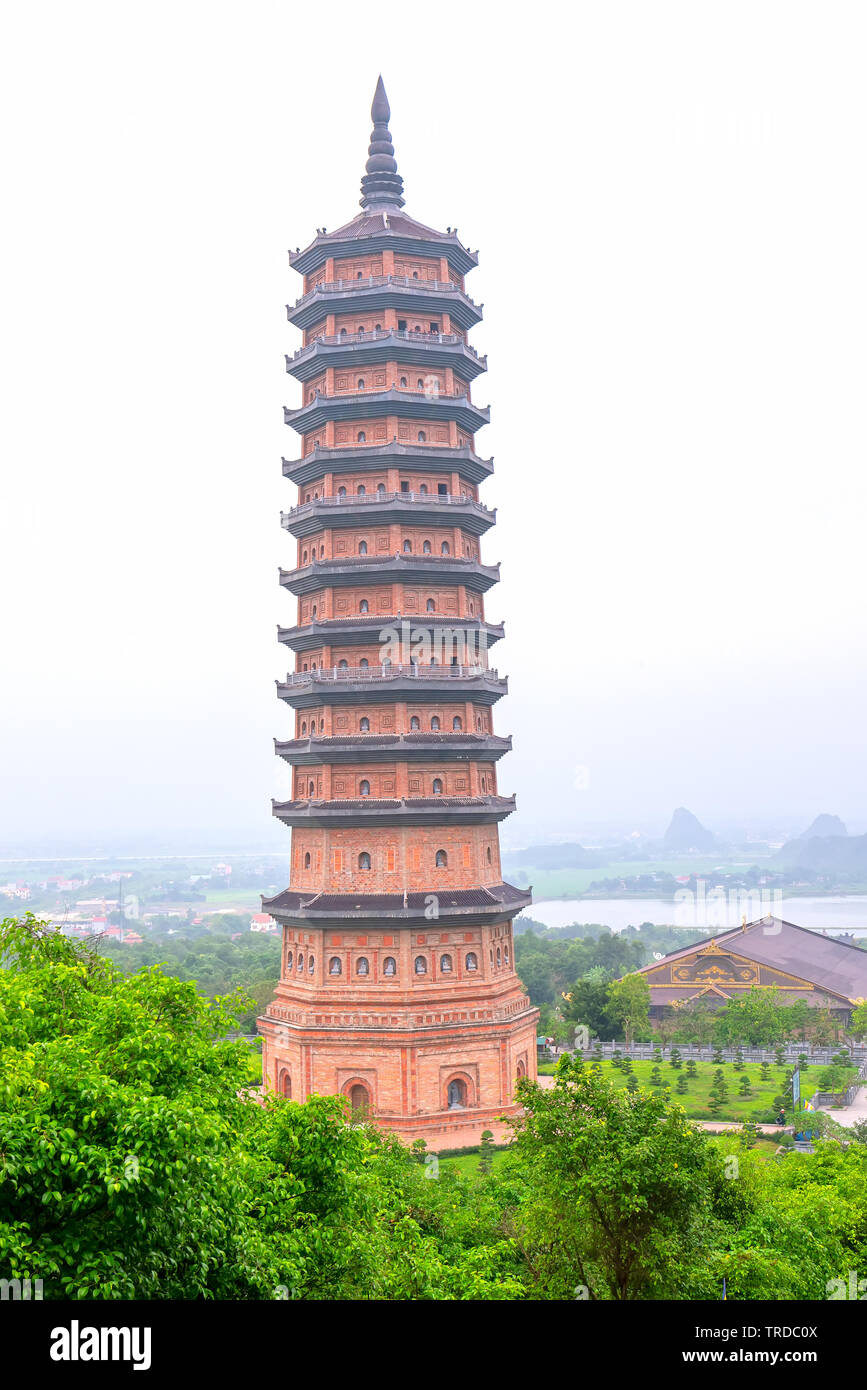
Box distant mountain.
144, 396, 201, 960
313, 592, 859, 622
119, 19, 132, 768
774, 831, 867, 873
662, 808, 715, 853
800, 813, 848, 840
502, 843, 604, 870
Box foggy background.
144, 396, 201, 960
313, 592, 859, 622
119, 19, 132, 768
1, 1, 865, 855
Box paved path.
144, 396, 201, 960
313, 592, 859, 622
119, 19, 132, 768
815, 1084, 867, 1128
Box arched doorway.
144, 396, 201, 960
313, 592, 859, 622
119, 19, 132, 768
349, 1083, 370, 1116
447, 1077, 468, 1110
280, 1071, 292, 1098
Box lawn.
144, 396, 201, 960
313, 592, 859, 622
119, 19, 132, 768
438, 1148, 512, 1177
513, 857, 730, 902
540, 1058, 859, 1123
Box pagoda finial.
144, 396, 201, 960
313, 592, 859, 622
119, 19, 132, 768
360, 76, 405, 210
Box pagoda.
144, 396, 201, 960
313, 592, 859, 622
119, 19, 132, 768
258, 78, 538, 1140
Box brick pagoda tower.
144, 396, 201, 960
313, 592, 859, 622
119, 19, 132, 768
258, 78, 538, 1141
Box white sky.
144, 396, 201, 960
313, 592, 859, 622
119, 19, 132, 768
1, 1, 865, 854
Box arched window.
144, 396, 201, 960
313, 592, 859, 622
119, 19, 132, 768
403, 539, 412, 553
338, 485, 347, 496
426, 599, 435, 612
311, 604, 317, 618
357, 484, 366, 495
453, 716, 462, 731
309, 955, 315, 972
417, 377, 424, 389
504, 946, 509, 964
400, 376, 407, 387
414, 955, 427, 975
359, 599, 369, 613
297, 953, 304, 971
440, 954, 453, 972
418, 431, 426, 442
357, 326, 365, 336
308, 779, 315, 795
447, 1078, 467, 1109
431, 716, 440, 731
329, 957, 342, 975
359, 657, 369, 668
338, 658, 348, 669
496, 947, 502, 967
432, 778, 443, 795
441, 541, 450, 555
517, 1058, 526, 1078
435, 848, 447, 867
356, 957, 370, 976
410, 716, 420, 730
412, 271, 419, 280
360, 717, 370, 732
357, 377, 365, 389
423, 540, 431, 554
419, 484, 428, 494
359, 852, 371, 870
359, 779, 370, 797
302, 550, 308, 564
339, 327, 348, 338
358, 540, 368, 555
349, 1083, 369, 1114
486, 845, 492, 863
286, 951, 293, 971
304, 851, 311, 868
300, 721, 307, 735
377, 482, 385, 492
281, 1072, 292, 1098
357, 431, 366, 442
383, 956, 396, 976
465, 952, 478, 971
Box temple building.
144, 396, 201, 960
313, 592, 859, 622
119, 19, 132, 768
639, 916, 867, 1028
257, 78, 538, 1140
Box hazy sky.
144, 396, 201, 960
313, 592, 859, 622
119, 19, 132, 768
1, 1, 865, 854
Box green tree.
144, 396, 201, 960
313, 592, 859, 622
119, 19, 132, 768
604, 973, 651, 1047
478, 1130, 495, 1174
511, 1059, 727, 1299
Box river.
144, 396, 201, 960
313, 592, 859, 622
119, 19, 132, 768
519, 894, 867, 935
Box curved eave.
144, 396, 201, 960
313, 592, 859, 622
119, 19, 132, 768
289, 234, 478, 279
276, 671, 508, 708
274, 733, 513, 765
282, 443, 494, 487
272, 795, 516, 828
284, 390, 490, 436
277, 617, 504, 653
286, 334, 487, 383
287, 283, 482, 332
281, 496, 496, 539
279, 556, 500, 596
262, 883, 531, 926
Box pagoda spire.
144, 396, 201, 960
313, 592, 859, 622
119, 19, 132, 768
359, 75, 405, 210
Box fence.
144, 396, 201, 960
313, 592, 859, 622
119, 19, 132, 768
574, 1041, 867, 1066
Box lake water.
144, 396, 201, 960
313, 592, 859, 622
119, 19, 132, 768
520, 895, 867, 935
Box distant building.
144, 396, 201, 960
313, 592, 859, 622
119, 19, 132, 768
638, 916, 867, 1028
250, 913, 277, 933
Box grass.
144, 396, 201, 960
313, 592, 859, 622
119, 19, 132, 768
547, 1058, 859, 1122
438, 1149, 512, 1177
514, 857, 730, 902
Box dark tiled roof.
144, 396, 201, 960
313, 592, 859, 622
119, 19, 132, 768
263, 883, 529, 914
641, 915, 867, 1002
